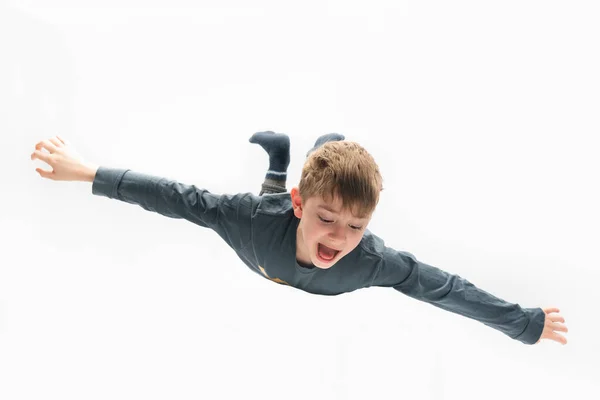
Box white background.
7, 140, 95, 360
1, 1, 599, 399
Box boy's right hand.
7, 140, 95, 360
30, 136, 99, 182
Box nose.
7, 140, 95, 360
328, 224, 345, 245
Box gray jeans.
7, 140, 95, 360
259, 182, 287, 196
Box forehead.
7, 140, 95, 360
314, 197, 370, 220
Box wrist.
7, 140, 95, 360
81, 163, 99, 182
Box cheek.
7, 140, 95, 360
349, 236, 362, 250
305, 222, 327, 246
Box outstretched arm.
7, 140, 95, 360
370, 246, 568, 345
31, 136, 255, 250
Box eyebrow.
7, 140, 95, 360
318, 205, 339, 214
318, 205, 367, 220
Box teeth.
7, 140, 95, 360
320, 243, 339, 251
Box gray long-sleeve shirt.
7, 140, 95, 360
91, 166, 545, 345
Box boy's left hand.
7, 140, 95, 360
535, 307, 568, 345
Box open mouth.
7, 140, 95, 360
317, 242, 341, 263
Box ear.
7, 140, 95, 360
290, 187, 304, 219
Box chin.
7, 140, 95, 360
313, 260, 335, 269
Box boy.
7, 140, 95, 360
30, 133, 568, 346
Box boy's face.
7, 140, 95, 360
290, 187, 372, 269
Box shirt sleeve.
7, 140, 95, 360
91, 166, 254, 251
370, 246, 545, 345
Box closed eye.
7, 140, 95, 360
319, 216, 362, 231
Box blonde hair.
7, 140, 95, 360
298, 141, 384, 218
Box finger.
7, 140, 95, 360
49, 137, 63, 147
550, 315, 565, 323
551, 322, 569, 333
543, 307, 560, 314
35, 139, 58, 153
56, 135, 69, 145
31, 149, 51, 163
550, 331, 568, 345
35, 167, 55, 180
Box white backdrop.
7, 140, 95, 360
1, 1, 598, 399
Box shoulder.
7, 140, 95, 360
251, 193, 297, 236
353, 229, 418, 287
357, 229, 387, 258
254, 192, 294, 217
216, 191, 260, 216
358, 229, 416, 262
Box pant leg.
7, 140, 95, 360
260, 181, 287, 196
